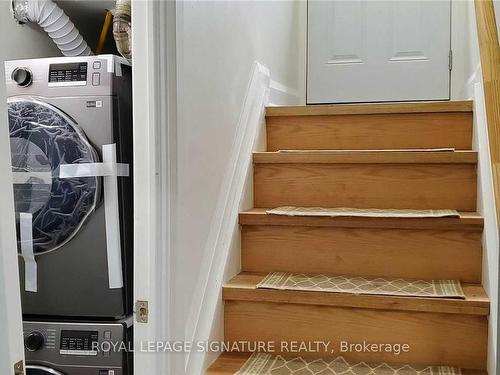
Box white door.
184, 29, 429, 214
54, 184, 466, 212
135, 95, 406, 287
0, 66, 25, 375
307, 0, 451, 103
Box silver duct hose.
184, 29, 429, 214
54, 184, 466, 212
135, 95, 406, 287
12, 0, 92, 56
113, 0, 131, 60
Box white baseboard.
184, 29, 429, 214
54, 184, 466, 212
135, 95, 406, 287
461, 64, 482, 99
183, 61, 271, 375
472, 82, 499, 374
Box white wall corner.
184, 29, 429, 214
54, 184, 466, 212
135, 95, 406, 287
471, 82, 499, 375
450, 0, 481, 100
269, 79, 304, 106
463, 64, 482, 99
183, 61, 271, 375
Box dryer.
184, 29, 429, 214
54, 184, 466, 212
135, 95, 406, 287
23, 318, 132, 375
4, 56, 133, 319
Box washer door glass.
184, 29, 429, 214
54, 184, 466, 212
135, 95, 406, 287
26, 365, 65, 375
8, 97, 100, 255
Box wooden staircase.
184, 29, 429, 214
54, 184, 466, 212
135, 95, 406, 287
207, 101, 489, 374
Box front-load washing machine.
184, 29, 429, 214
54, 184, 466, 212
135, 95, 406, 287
4, 55, 133, 319
24, 318, 132, 375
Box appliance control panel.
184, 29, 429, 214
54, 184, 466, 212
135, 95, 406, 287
23, 320, 130, 374
5, 56, 124, 96
59, 330, 99, 356
48, 62, 88, 87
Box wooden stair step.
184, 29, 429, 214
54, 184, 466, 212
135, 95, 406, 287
239, 209, 483, 283
207, 352, 487, 375
207, 352, 252, 375
224, 273, 489, 316
253, 151, 477, 210
265, 101, 473, 151
224, 277, 488, 368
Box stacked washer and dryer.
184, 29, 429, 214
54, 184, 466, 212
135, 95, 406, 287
4, 55, 133, 375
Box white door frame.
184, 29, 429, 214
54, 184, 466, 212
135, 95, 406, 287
132, 0, 177, 374
0, 66, 25, 374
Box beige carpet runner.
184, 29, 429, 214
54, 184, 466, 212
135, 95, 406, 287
257, 272, 465, 299
278, 148, 456, 153
236, 353, 462, 375
266, 206, 460, 218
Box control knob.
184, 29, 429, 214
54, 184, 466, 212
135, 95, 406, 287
25, 331, 44, 352
11, 67, 33, 87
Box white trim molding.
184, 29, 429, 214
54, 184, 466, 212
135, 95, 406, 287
184, 61, 271, 375
132, 0, 176, 374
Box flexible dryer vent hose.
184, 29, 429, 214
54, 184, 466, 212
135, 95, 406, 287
12, 0, 92, 56
113, 0, 131, 60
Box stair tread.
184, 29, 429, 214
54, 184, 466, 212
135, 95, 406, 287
223, 272, 489, 316
239, 208, 484, 230
253, 150, 477, 164
266, 101, 473, 117
207, 352, 486, 374
207, 352, 251, 374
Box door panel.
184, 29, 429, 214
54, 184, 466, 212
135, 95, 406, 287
308, 0, 451, 103
390, 2, 429, 62
327, 1, 366, 65
8, 97, 100, 255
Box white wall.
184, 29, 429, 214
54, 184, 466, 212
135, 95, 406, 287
0, 3, 61, 60
171, 1, 306, 373
451, 0, 481, 99
0, 1, 117, 57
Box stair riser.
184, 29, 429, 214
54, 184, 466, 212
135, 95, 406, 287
266, 112, 473, 151
254, 163, 477, 210
225, 301, 487, 369
241, 225, 482, 283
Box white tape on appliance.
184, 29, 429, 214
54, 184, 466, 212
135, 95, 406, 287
59, 160, 128, 178
103, 55, 129, 76
12, 171, 52, 185
20, 212, 37, 293
59, 143, 129, 289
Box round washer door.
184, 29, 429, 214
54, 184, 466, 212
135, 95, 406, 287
8, 97, 100, 255
26, 365, 65, 375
